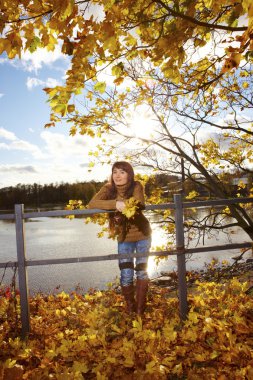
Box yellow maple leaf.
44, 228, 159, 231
194, 352, 207, 362
3, 359, 17, 368
72, 360, 89, 373
185, 190, 199, 200
184, 327, 198, 342
146, 360, 157, 374
131, 317, 143, 332
188, 311, 199, 324
122, 197, 139, 219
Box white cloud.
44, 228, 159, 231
16, 44, 67, 73
26, 76, 61, 90
26, 77, 46, 89
0, 164, 37, 174
0, 93, 3, 98
0, 127, 16, 141
0, 143, 10, 149
0, 127, 46, 159
0, 127, 110, 187
44, 77, 62, 87
0, 160, 107, 188
10, 140, 45, 158
0, 164, 41, 188
0, 127, 95, 166
41, 131, 88, 159
80, 2, 105, 22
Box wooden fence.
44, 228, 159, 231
0, 194, 253, 339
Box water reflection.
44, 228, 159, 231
148, 224, 170, 275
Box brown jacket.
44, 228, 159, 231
87, 181, 151, 242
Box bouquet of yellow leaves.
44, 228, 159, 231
122, 197, 139, 219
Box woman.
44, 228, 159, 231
87, 161, 152, 315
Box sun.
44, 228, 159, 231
126, 106, 157, 140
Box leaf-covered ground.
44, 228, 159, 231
0, 278, 253, 380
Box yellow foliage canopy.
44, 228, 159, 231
0, 0, 252, 123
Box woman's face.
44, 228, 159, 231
112, 167, 128, 186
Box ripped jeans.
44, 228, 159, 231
118, 238, 151, 287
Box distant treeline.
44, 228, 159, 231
0, 181, 105, 210
0, 174, 178, 210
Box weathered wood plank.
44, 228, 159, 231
0, 213, 15, 220
15, 204, 30, 338
174, 194, 188, 320
1, 197, 253, 221
0, 242, 251, 268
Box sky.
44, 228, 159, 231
0, 46, 113, 189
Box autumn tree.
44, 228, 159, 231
1, 0, 253, 242
77, 61, 253, 245
1, 0, 252, 115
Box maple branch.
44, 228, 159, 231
172, 109, 253, 137
155, 0, 248, 32
0, 9, 53, 23
198, 72, 224, 89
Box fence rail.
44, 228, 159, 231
1, 195, 253, 338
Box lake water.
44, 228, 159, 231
0, 214, 251, 294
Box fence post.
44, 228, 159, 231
174, 194, 188, 320
15, 204, 30, 338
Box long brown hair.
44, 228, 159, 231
107, 161, 136, 239
108, 161, 135, 198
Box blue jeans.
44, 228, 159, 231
118, 238, 151, 286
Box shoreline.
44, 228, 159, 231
151, 259, 253, 292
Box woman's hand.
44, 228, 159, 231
116, 200, 125, 212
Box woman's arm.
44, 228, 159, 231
87, 185, 116, 210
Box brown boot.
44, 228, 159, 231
121, 284, 136, 313
136, 279, 149, 316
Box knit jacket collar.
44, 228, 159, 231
115, 183, 129, 198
